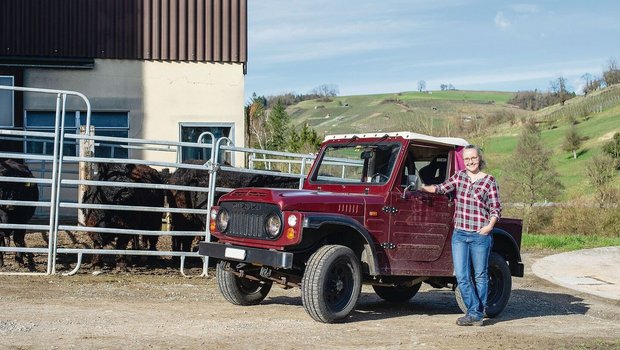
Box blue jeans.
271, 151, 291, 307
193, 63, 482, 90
452, 228, 492, 320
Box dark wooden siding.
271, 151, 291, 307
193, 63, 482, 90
0, 0, 247, 63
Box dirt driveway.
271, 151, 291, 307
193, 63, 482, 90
1, 251, 619, 350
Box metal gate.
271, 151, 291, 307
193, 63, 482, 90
0, 85, 314, 276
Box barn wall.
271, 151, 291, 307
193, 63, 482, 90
22, 58, 245, 165
0, 0, 247, 63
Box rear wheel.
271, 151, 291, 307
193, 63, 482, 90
455, 252, 512, 317
301, 245, 362, 323
373, 283, 421, 303
216, 261, 272, 306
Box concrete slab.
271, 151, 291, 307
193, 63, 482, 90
531, 246, 620, 300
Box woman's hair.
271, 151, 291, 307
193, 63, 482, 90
464, 144, 487, 170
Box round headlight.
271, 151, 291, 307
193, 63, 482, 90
287, 214, 298, 227
265, 213, 282, 238
216, 209, 230, 232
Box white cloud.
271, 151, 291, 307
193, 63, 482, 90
494, 12, 511, 29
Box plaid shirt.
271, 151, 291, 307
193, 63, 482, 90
435, 170, 502, 232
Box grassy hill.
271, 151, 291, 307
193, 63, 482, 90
285, 86, 620, 202
482, 85, 620, 200
287, 90, 523, 135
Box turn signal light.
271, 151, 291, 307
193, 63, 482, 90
210, 221, 216, 231
286, 228, 296, 240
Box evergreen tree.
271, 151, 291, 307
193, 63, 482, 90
266, 101, 291, 151
505, 121, 563, 233
562, 125, 582, 159
288, 129, 302, 152
288, 123, 322, 153
299, 123, 321, 152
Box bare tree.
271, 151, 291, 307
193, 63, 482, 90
246, 100, 268, 150
310, 84, 339, 98
581, 73, 602, 95
585, 154, 617, 208
417, 80, 426, 92
550, 76, 571, 105
603, 57, 620, 86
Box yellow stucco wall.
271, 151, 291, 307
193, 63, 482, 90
23, 59, 245, 164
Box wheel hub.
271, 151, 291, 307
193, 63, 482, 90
335, 279, 344, 292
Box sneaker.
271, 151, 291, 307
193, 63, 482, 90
456, 315, 483, 326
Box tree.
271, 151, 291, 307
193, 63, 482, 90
246, 94, 269, 150
603, 57, 620, 86
504, 121, 563, 233
289, 123, 321, 153
550, 76, 572, 105
603, 132, 620, 168
417, 80, 426, 92
585, 154, 617, 208
440, 84, 448, 91
310, 84, 339, 101
562, 125, 582, 159
581, 73, 602, 95
266, 100, 291, 151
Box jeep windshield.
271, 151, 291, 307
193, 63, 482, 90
310, 142, 401, 184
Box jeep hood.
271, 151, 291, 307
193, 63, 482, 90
219, 188, 377, 215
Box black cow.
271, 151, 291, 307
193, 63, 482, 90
83, 163, 165, 270
167, 160, 299, 253
0, 159, 39, 269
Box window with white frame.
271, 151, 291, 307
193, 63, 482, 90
0, 76, 14, 127
24, 111, 129, 158
179, 123, 234, 163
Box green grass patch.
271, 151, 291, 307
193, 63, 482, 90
522, 233, 620, 251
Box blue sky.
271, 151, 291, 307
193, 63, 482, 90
245, 0, 620, 100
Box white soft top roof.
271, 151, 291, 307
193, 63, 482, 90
324, 131, 469, 147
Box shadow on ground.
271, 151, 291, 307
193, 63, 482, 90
266, 288, 589, 323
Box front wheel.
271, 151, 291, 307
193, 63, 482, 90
301, 245, 362, 323
216, 261, 273, 306
455, 252, 512, 318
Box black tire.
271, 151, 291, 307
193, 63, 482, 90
216, 261, 272, 306
301, 245, 362, 323
373, 283, 421, 303
455, 252, 512, 318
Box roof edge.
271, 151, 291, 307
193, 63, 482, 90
324, 131, 469, 147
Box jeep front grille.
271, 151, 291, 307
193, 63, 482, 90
219, 201, 280, 240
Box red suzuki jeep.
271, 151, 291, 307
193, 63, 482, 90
199, 132, 524, 323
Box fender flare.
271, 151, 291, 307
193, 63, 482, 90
303, 213, 380, 275
492, 228, 524, 277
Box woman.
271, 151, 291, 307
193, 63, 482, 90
421, 145, 501, 326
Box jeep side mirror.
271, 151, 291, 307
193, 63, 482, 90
402, 175, 419, 199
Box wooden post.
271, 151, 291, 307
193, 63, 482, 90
78, 125, 95, 226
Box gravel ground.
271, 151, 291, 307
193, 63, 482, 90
1, 248, 619, 349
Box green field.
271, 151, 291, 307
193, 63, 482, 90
522, 233, 620, 251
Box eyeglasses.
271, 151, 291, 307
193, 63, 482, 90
463, 157, 479, 162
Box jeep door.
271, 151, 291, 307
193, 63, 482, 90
387, 144, 454, 274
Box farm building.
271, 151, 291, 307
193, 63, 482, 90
0, 0, 247, 164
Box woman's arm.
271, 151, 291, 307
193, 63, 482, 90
479, 178, 502, 235
420, 185, 436, 193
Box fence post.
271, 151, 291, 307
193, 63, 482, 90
78, 125, 95, 226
